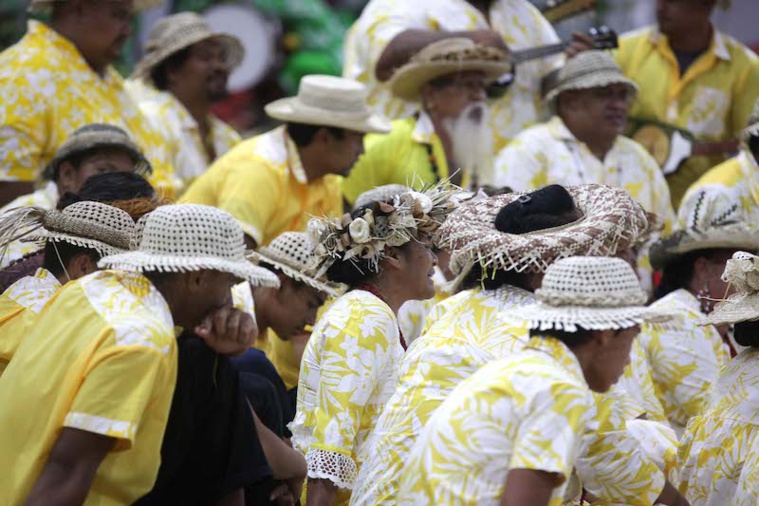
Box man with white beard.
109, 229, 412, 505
341, 38, 510, 204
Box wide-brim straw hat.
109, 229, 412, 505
248, 231, 342, 297
43, 123, 151, 181
28, 0, 162, 13
265, 75, 391, 134
545, 50, 638, 104
389, 38, 512, 102
99, 204, 280, 287
440, 184, 660, 276
707, 251, 759, 326
521, 256, 671, 332
132, 12, 244, 82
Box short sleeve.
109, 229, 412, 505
0, 74, 48, 182
66, 341, 174, 449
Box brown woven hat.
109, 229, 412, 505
132, 12, 244, 82
389, 38, 512, 102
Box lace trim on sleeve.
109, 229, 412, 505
305, 448, 358, 490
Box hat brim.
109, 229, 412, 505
248, 251, 341, 297
546, 72, 638, 103
132, 32, 244, 81
264, 98, 392, 134
390, 61, 513, 102
650, 229, 759, 270
98, 252, 281, 288
25, 231, 128, 258
44, 139, 151, 181
706, 292, 759, 326
521, 302, 672, 332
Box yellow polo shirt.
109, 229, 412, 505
0, 21, 176, 197
0, 270, 177, 505
181, 126, 343, 246
614, 26, 759, 206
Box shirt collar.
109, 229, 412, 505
548, 116, 578, 142
648, 25, 731, 62
525, 335, 588, 386
34, 267, 62, 288
411, 111, 436, 145
283, 129, 309, 184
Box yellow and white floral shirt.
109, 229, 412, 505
0, 181, 58, 269
0, 270, 177, 505
343, 0, 562, 151
0, 21, 174, 196
0, 267, 61, 376
291, 289, 404, 505
396, 336, 595, 506
126, 81, 241, 197
617, 337, 670, 424
678, 347, 759, 505
639, 289, 730, 432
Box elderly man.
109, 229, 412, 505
615, 0, 759, 207
0, 0, 173, 206
344, 0, 591, 152
342, 38, 511, 203
128, 12, 244, 195
182, 75, 390, 249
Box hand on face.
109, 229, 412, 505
194, 306, 258, 356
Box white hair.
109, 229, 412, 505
442, 102, 493, 185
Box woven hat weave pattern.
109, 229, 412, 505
707, 251, 759, 326
545, 50, 638, 103
249, 232, 342, 296
99, 204, 280, 287
441, 184, 659, 276
354, 184, 411, 210
520, 256, 667, 331
132, 11, 244, 82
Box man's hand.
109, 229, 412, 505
269, 483, 295, 506
565, 32, 595, 58
194, 306, 257, 357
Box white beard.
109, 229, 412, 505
442, 102, 493, 187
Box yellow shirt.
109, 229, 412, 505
181, 126, 343, 246
343, 0, 562, 151
0, 270, 177, 505
0, 21, 175, 197
396, 337, 595, 506
291, 290, 404, 505
614, 26, 759, 206
126, 80, 242, 196
0, 267, 61, 376
678, 348, 759, 504
0, 181, 58, 268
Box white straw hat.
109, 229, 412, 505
99, 204, 280, 287
389, 38, 512, 101
28, 0, 162, 13
249, 232, 342, 297
545, 50, 638, 103
132, 12, 244, 82
265, 75, 392, 134
0, 201, 134, 261
707, 251, 759, 326
521, 256, 669, 332
354, 184, 411, 210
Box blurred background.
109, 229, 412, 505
2, 0, 755, 135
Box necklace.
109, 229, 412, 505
424, 143, 441, 184
354, 283, 408, 351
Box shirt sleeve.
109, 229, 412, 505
492, 133, 547, 191
0, 74, 48, 182
65, 340, 175, 450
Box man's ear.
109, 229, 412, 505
184, 270, 207, 295
68, 253, 98, 280
57, 161, 79, 194
381, 245, 403, 271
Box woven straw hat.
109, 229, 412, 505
249, 232, 341, 297
43, 123, 151, 181
650, 187, 759, 270
707, 251, 759, 326
545, 50, 638, 103
99, 204, 280, 287
441, 184, 660, 276
132, 12, 244, 82
28, 0, 162, 13
354, 184, 411, 210
521, 256, 668, 331
389, 38, 512, 102
265, 75, 391, 134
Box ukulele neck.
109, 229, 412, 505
511, 41, 569, 65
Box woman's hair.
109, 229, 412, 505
57, 172, 156, 212
529, 326, 595, 348
462, 185, 579, 291
732, 319, 759, 348
655, 248, 735, 300
42, 241, 99, 279
150, 47, 192, 91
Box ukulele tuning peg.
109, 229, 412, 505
589, 27, 599, 36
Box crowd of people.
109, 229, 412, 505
1, 0, 759, 505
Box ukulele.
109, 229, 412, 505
486, 25, 618, 99
541, 0, 598, 24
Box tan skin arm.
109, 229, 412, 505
0, 181, 34, 208
499, 469, 559, 506
25, 427, 116, 506
215, 489, 245, 506
306, 478, 338, 506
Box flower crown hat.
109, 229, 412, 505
308, 183, 461, 278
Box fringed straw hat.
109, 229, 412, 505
249, 232, 342, 297
545, 50, 637, 104
0, 201, 135, 263
441, 184, 660, 276
28, 0, 162, 13
389, 38, 512, 101
132, 12, 244, 83
521, 256, 670, 331
354, 184, 411, 210
707, 251, 759, 326
100, 204, 280, 287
